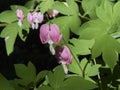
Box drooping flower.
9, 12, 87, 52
27, 12, 43, 29
55, 46, 72, 65
55, 46, 72, 74
39, 24, 62, 55
47, 9, 59, 18
16, 9, 24, 27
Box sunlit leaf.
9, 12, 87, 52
39, 0, 54, 13
96, 0, 113, 24
0, 10, 17, 23
79, 19, 108, 39
52, 0, 79, 15
69, 38, 94, 55
0, 23, 19, 55
82, 0, 102, 19
92, 34, 120, 68
60, 76, 97, 90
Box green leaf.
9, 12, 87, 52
92, 34, 120, 68
113, 1, 120, 24
0, 23, 19, 55
35, 70, 48, 84
10, 5, 29, 16
83, 60, 101, 76
96, 0, 113, 24
60, 76, 97, 90
66, 0, 79, 15
14, 62, 36, 86
51, 15, 80, 41
39, 0, 54, 13
25, 0, 36, 9
79, 19, 108, 39
82, 0, 102, 19
38, 86, 53, 90
69, 38, 94, 55
10, 79, 25, 90
0, 10, 17, 23
67, 44, 82, 76
18, 18, 30, 41
0, 74, 15, 90
52, 1, 70, 15
47, 66, 65, 89
52, 0, 79, 15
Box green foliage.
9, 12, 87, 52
0, 10, 17, 23
25, 0, 36, 9
39, 66, 97, 90
52, 0, 79, 15
0, 74, 15, 90
92, 34, 120, 68
10, 5, 29, 16
1, 0, 120, 90
79, 19, 108, 39
82, 0, 102, 19
69, 38, 94, 55
39, 0, 54, 13
0, 23, 19, 55
60, 76, 97, 90
14, 62, 36, 86
51, 15, 80, 41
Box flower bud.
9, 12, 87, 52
47, 9, 59, 18
55, 46, 72, 74
55, 46, 72, 65
16, 9, 24, 27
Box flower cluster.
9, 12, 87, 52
39, 24, 62, 55
16, 5, 72, 74
27, 12, 43, 29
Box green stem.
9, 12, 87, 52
0, 23, 8, 27
93, 58, 103, 90
82, 60, 89, 78
78, 13, 90, 20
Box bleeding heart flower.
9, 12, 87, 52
55, 46, 72, 74
47, 9, 59, 18
16, 9, 24, 27
27, 12, 43, 29
39, 24, 62, 55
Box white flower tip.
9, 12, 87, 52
18, 20, 22, 27
49, 44, 55, 55
62, 64, 68, 74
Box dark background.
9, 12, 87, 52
0, 0, 57, 79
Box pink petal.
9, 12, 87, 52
49, 24, 62, 44
61, 46, 72, 64
37, 12, 44, 23
39, 24, 49, 44
33, 12, 43, 23
27, 13, 33, 24
16, 9, 24, 21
